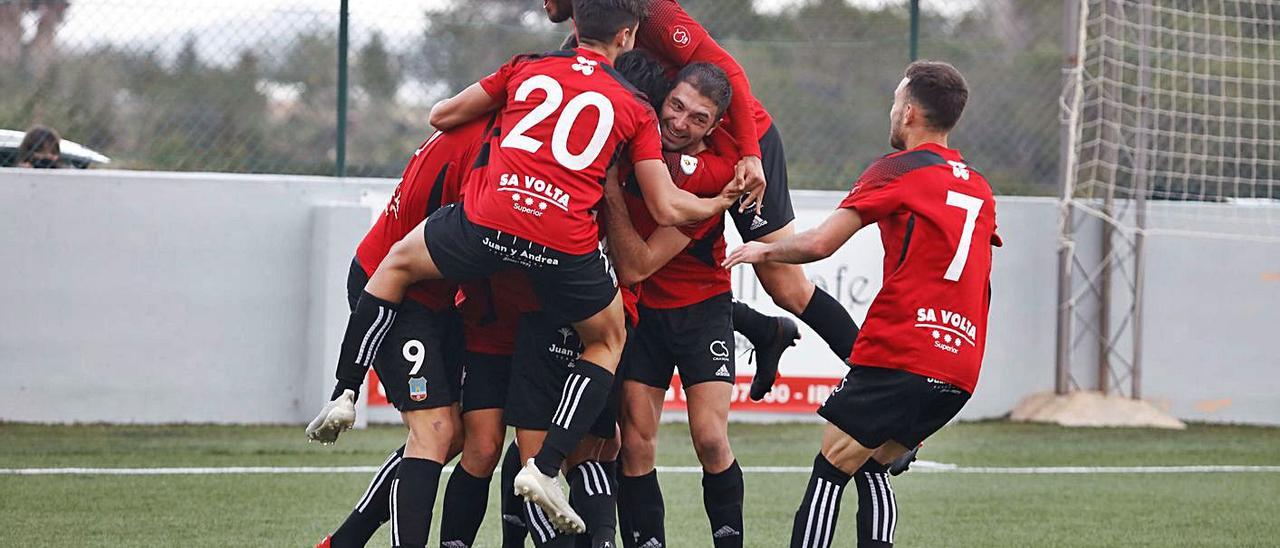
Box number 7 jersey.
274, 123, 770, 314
839, 142, 1001, 394
468, 47, 664, 255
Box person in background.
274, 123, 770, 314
15, 125, 61, 168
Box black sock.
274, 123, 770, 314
523, 498, 577, 547
500, 441, 529, 548
331, 445, 405, 548
569, 460, 618, 547
797, 288, 859, 361
853, 459, 895, 547
732, 300, 776, 345
439, 463, 492, 548
702, 461, 744, 547
617, 470, 665, 548
534, 359, 614, 476
390, 457, 444, 548
334, 290, 401, 400
790, 453, 852, 548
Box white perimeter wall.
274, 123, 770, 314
0, 169, 1276, 424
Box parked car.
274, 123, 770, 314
0, 129, 111, 168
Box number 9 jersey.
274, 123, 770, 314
839, 143, 1001, 394
467, 47, 664, 255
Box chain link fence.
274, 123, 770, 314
0, 0, 1064, 194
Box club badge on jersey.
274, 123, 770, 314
408, 377, 428, 402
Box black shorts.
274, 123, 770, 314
348, 258, 464, 412
818, 365, 971, 449
504, 312, 620, 439
461, 351, 512, 413
424, 203, 617, 324
623, 292, 735, 389
727, 123, 796, 242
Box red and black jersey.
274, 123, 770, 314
355, 115, 497, 311
838, 143, 1000, 394
456, 270, 528, 356
636, 0, 772, 158
620, 140, 737, 309
467, 47, 664, 255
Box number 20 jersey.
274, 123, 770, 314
839, 143, 1001, 394
468, 47, 664, 255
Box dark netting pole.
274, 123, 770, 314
336, 0, 350, 177
909, 0, 919, 61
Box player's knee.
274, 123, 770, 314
461, 441, 503, 476
691, 432, 734, 469
758, 272, 814, 314
405, 412, 458, 457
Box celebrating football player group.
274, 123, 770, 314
304, 1, 998, 547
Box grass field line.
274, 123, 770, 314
4, 462, 1280, 476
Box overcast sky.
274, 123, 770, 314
47, 0, 919, 50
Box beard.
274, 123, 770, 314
889, 127, 906, 151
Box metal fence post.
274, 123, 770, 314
336, 0, 349, 178
909, 0, 919, 61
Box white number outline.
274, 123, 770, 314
943, 191, 983, 282
403, 340, 426, 376
500, 75, 616, 171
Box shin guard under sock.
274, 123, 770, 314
500, 441, 529, 548
439, 463, 492, 548
331, 445, 405, 548
853, 459, 895, 547
797, 288, 858, 361
702, 461, 744, 547
389, 457, 443, 548
790, 453, 852, 548
569, 460, 619, 547
534, 359, 614, 476
732, 300, 776, 345
334, 290, 401, 399
617, 470, 665, 548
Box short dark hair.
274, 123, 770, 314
572, 0, 645, 45
18, 125, 60, 162
614, 50, 670, 111
672, 62, 732, 120
904, 61, 968, 131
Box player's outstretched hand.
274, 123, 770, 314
716, 171, 747, 211
736, 155, 767, 214
722, 241, 771, 269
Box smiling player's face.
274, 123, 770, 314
660, 82, 720, 152
543, 0, 573, 23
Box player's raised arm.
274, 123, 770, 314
632, 157, 741, 226
601, 167, 694, 286
428, 82, 500, 131
722, 207, 863, 268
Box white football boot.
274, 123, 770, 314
305, 389, 356, 444
513, 458, 586, 534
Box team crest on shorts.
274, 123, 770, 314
408, 377, 428, 402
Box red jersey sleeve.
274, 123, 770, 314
629, 109, 664, 163
640, 0, 763, 158
478, 55, 523, 100
839, 157, 907, 224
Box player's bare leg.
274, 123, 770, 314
686, 382, 744, 546
387, 405, 460, 548
617, 380, 667, 548
439, 408, 507, 547
517, 294, 627, 534
790, 424, 913, 548
750, 223, 859, 362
